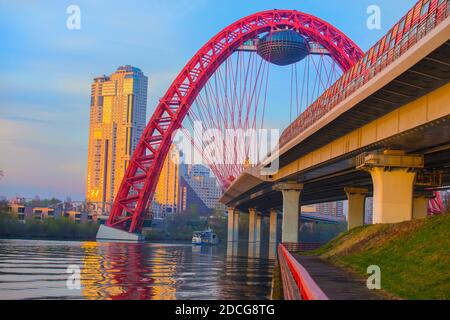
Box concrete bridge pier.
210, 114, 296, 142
344, 187, 368, 230
413, 193, 433, 220
370, 167, 416, 223
227, 241, 239, 258
248, 208, 262, 243
248, 241, 261, 258
269, 208, 278, 244
227, 207, 240, 242
358, 150, 423, 224
275, 182, 303, 244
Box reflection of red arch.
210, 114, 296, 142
108, 10, 364, 233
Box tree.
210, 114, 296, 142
32, 195, 41, 207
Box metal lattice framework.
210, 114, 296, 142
108, 10, 364, 233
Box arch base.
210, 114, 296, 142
96, 225, 144, 242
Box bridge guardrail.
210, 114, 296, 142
282, 242, 324, 252
278, 243, 329, 300
280, 0, 450, 147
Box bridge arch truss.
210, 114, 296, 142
108, 10, 364, 233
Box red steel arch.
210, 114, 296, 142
108, 10, 364, 233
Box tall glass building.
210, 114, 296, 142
86, 66, 148, 210
154, 144, 180, 218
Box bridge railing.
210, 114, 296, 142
277, 243, 329, 300
280, 0, 449, 147
282, 242, 324, 252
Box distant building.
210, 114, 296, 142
7, 199, 97, 225
86, 65, 148, 210
185, 165, 222, 209
178, 174, 213, 216
178, 164, 222, 216
365, 197, 374, 224
151, 149, 223, 218
149, 144, 223, 218
64, 211, 83, 223
153, 144, 181, 218
440, 191, 449, 212
32, 207, 57, 221
301, 205, 317, 214
315, 201, 344, 217
8, 203, 31, 221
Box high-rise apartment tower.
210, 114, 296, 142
86, 66, 148, 209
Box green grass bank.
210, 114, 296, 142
308, 214, 450, 300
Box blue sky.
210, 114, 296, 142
0, 0, 417, 200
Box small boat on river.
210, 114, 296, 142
192, 229, 219, 245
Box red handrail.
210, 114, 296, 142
278, 243, 329, 300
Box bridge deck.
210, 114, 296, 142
292, 255, 385, 300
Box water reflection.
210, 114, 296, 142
81, 242, 170, 300
0, 239, 274, 300
268, 243, 277, 260
248, 242, 261, 259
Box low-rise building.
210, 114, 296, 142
32, 207, 57, 221
64, 211, 83, 223
8, 203, 31, 221
301, 205, 317, 214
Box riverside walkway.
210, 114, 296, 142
292, 254, 385, 300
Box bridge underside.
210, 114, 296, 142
278, 41, 450, 169
228, 119, 450, 214
223, 39, 450, 215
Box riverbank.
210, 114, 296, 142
0, 212, 99, 241
144, 212, 228, 241
271, 261, 284, 300
306, 214, 450, 300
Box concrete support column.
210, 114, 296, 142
227, 207, 235, 242
275, 182, 303, 244
413, 194, 430, 220
227, 207, 239, 242
345, 187, 369, 230
370, 167, 416, 224
248, 242, 261, 258
358, 150, 423, 224
248, 208, 261, 243
248, 208, 256, 243
233, 211, 239, 241
227, 241, 238, 258
269, 209, 278, 244
255, 213, 262, 243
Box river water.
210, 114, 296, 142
0, 239, 275, 300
